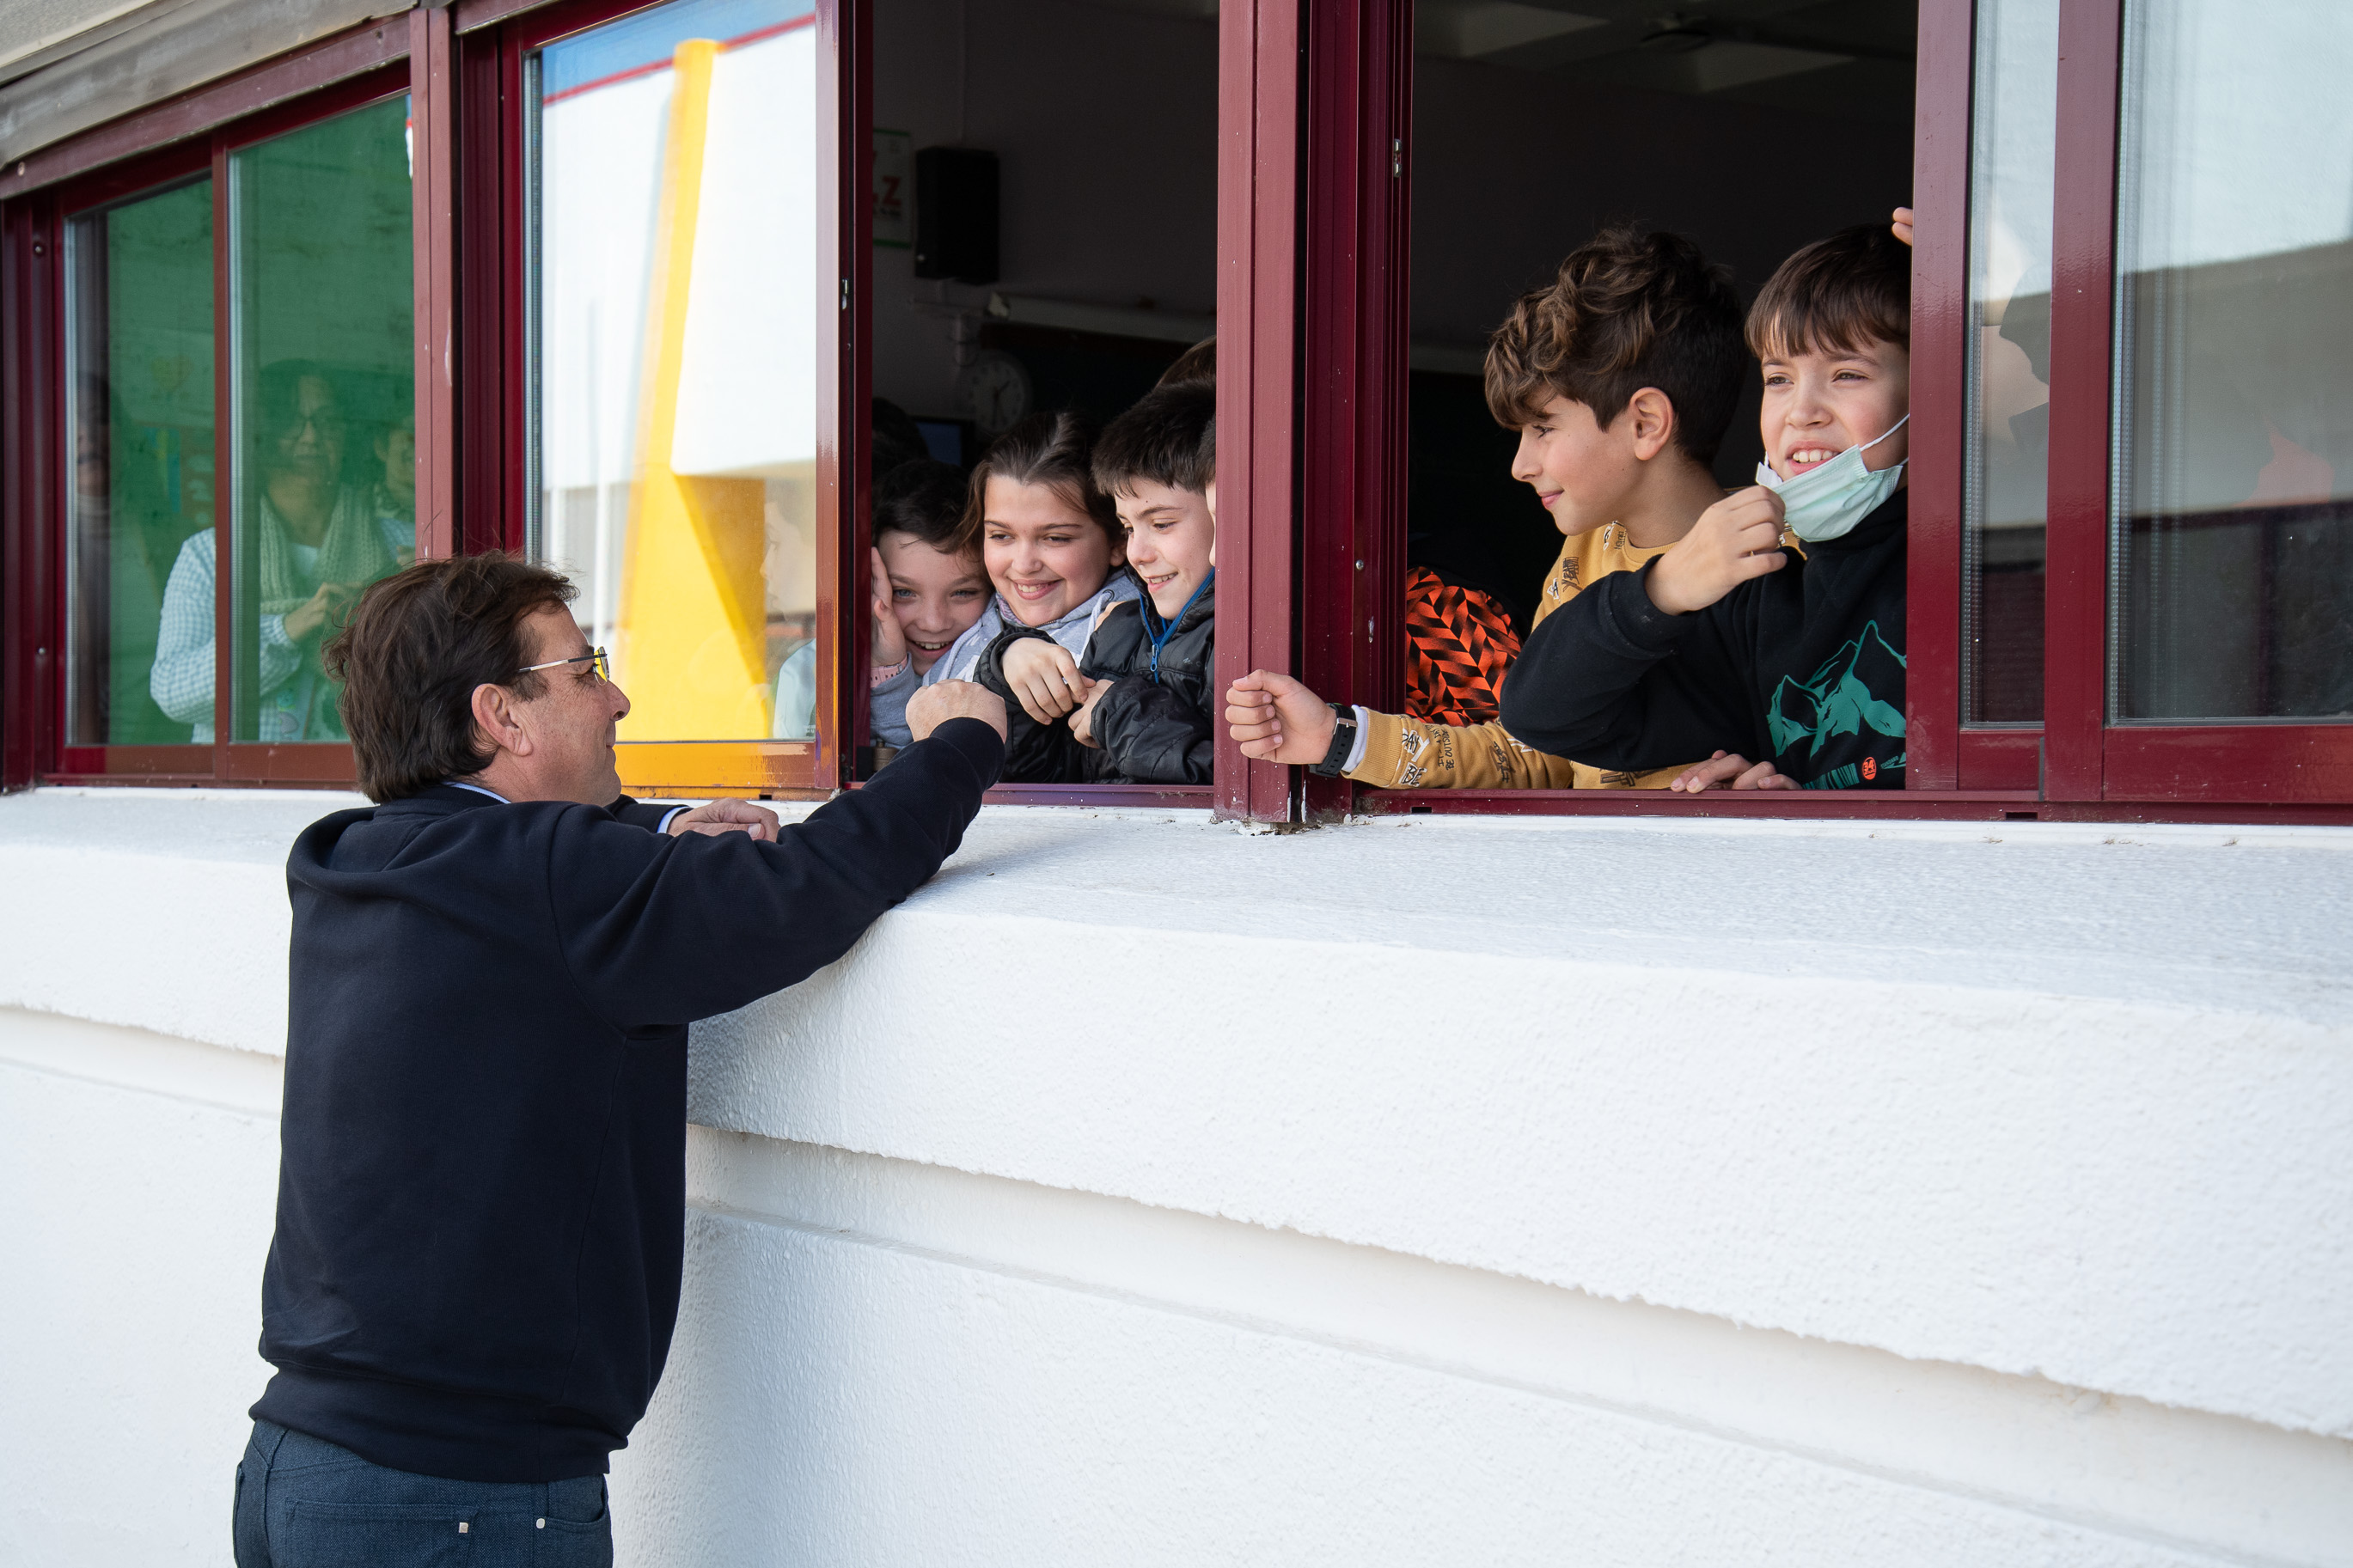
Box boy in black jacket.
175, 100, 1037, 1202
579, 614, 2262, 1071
984, 384, 1218, 784
1500, 221, 1913, 791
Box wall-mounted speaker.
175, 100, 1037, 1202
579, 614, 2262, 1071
914, 146, 999, 285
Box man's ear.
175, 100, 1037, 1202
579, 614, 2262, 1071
1624, 387, 1678, 462
468, 681, 534, 761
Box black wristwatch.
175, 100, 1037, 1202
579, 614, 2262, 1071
1310, 703, 1358, 778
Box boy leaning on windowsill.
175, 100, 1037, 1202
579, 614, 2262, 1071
1499, 217, 1915, 792
1222, 226, 1748, 789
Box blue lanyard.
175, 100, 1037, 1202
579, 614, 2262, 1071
1139, 570, 1213, 684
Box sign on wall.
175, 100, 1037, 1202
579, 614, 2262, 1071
873, 127, 910, 247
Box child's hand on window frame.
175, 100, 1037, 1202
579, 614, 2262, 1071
1670, 750, 1798, 792
1646, 487, 1789, 616
870, 546, 907, 670
1001, 637, 1090, 723
1225, 669, 1337, 765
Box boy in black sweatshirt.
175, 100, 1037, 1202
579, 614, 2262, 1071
983, 384, 1218, 784
1500, 221, 1913, 791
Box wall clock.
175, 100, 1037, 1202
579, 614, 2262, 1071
956, 350, 1032, 433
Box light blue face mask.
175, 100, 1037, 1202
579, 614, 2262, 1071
1754, 414, 1909, 543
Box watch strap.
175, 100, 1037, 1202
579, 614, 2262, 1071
1310, 704, 1357, 778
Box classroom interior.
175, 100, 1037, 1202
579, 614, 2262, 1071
865, 0, 1922, 661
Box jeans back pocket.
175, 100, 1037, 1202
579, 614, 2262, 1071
287, 1500, 478, 1564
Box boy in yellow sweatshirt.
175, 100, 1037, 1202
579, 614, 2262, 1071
1224, 225, 1751, 788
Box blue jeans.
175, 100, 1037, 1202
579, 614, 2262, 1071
233, 1419, 614, 1567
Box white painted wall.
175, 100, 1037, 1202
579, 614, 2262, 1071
3, 788, 2350, 1565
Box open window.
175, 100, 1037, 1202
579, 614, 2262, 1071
1322, 2, 1917, 815
864, 0, 1220, 805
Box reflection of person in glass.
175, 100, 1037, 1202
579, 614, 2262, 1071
368, 400, 419, 568
152, 361, 396, 741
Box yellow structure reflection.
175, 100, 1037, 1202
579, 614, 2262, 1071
619, 38, 772, 741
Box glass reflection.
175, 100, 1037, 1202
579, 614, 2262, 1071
1963, 0, 2056, 724
532, 0, 820, 741
65, 177, 217, 746
2112, 0, 2353, 722
168, 95, 416, 744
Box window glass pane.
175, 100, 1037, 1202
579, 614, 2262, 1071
2112, 0, 2353, 723
532, 0, 820, 742
1963, 0, 2056, 725
226, 95, 417, 744
66, 178, 217, 746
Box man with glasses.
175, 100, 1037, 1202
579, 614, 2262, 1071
232, 553, 1005, 1565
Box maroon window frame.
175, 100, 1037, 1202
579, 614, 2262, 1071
2043, 0, 2353, 807
11, 0, 2350, 821
1, 23, 425, 791
462, 0, 1219, 807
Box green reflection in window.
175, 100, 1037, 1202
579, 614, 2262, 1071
228, 94, 417, 744
68, 177, 217, 746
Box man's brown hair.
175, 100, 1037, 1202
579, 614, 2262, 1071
1483, 226, 1745, 465
325, 553, 577, 802
1746, 221, 1911, 361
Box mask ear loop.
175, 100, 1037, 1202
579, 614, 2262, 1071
1857, 412, 1911, 455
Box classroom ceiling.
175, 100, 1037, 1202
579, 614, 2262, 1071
1415, 0, 1916, 123
1079, 0, 1919, 125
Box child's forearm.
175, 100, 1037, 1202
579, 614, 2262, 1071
1346, 710, 1583, 790
868, 661, 918, 748
1500, 564, 1727, 771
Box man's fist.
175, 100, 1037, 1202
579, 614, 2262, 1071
908, 680, 1009, 742
667, 796, 781, 840
1646, 487, 1788, 616
1224, 668, 1337, 765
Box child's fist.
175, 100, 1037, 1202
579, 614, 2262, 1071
1224, 669, 1336, 765
1646, 487, 1788, 616
1001, 637, 1089, 724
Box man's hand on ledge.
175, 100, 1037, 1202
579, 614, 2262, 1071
908, 680, 1009, 743
667, 797, 781, 841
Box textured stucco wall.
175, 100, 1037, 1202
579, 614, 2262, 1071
3, 789, 2349, 1565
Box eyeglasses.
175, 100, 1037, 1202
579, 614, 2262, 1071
516, 646, 609, 683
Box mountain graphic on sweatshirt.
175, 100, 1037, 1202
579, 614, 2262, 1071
1767, 620, 1907, 762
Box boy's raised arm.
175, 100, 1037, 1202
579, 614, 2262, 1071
1498, 562, 1753, 772
1643, 487, 1788, 614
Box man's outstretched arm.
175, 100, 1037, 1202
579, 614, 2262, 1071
559, 686, 1008, 1031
